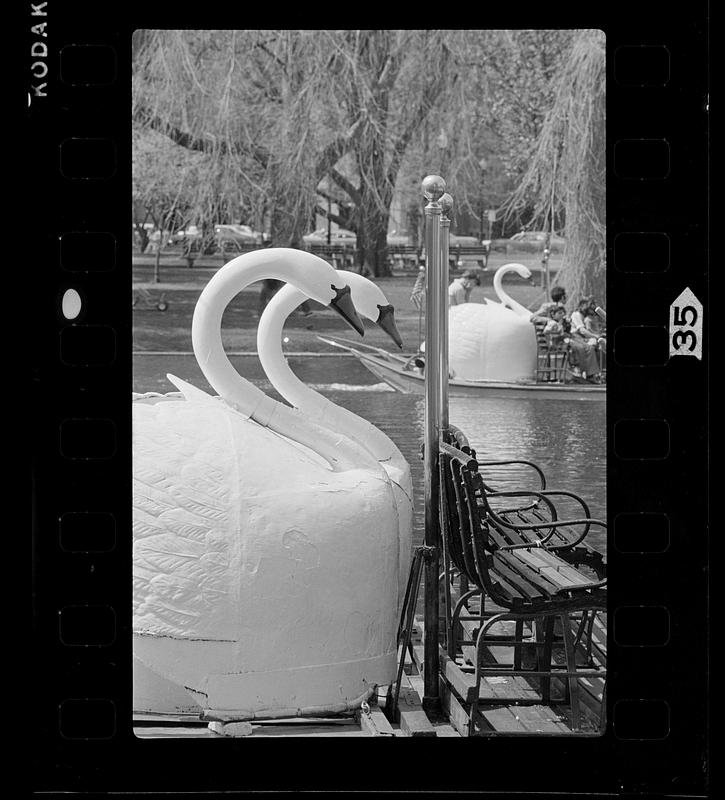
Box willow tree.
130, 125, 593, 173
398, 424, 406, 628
444, 29, 575, 234
503, 29, 606, 304
317, 30, 455, 275
132, 127, 210, 280
132, 30, 365, 250
133, 29, 463, 276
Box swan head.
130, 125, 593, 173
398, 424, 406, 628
499, 262, 533, 282
335, 270, 403, 349
376, 304, 403, 349
328, 282, 365, 336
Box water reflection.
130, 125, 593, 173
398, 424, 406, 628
325, 389, 606, 555
133, 353, 606, 553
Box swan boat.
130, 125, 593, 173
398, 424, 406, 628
318, 262, 605, 402
317, 336, 606, 401
133, 248, 403, 718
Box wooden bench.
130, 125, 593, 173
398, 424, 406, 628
305, 243, 358, 269
387, 243, 490, 272
438, 434, 607, 734
449, 244, 489, 269
443, 426, 606, 577
532, 320, 571, 382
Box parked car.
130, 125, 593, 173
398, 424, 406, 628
448, 233, 481, 247
303, 228, 357, 247
215, 224, 264, 245
489, 230, 566, 253
170, 224, 201, 244
386, 230, 411, 246
510, 230, 566, 247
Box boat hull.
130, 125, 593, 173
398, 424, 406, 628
318, 337, 605, 402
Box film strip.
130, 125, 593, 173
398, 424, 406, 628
28, 7, 709, 797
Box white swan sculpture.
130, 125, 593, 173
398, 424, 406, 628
257, 271, 414, 618
133, 248, 400, 717
443, 263, 538, 382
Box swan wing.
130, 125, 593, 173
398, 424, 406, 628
166, 373, 217, 405
448, 304, 488, 368
133, 399, 242, 641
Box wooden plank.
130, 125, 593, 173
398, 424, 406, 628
434, 724, 462, 736
439, 676, 471, 737
397, 687, 437, 737
539, 565, 583, 589
435, 646, 478, 704
557, 564, 597, 586
512, 703, 571, 734
515, 548, 550, 572
481, 674, 541, 702
476, 705, 531, 734
405, 667, 461, 737
358, 706, 396, 737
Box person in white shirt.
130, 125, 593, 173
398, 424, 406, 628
448, 269, 481, 306
568, 297, 603, 381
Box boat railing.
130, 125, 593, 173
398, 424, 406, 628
533, 320, 607, 385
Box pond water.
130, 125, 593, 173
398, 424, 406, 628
133, 353, 607, 554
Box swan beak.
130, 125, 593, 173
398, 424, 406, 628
376, 304, 403, 349
329, 283, 365, 336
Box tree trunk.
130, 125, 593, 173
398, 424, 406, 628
354, 124, 393, 277
356, 199, 391, 277
153, 240, 161, 284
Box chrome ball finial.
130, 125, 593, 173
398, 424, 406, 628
439, 192, 454, 216
421, 175, 446, 202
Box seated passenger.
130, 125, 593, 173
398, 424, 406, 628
530, 285, 567, 325
543, 305, 570, 349
584, 302, 607, 347
568, 297, 603, 382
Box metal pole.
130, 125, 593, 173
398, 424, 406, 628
421, 174, 445, 710
439, 192, 452, 662
439, 193, 452, 434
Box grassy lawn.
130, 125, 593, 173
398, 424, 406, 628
132, 251, 559, 354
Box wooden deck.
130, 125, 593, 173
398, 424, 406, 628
431, 599, 607, 737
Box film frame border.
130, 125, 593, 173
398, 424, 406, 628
28, 7, 709, 796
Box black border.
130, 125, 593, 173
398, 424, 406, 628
29, 5, 709, 796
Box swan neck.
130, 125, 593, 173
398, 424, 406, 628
192, 250, 383, 474
257, 285, 316, 411
493, 268, 530, 316
192, 250, 314, 417
258, 285, 403, 466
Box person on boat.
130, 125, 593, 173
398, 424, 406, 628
543, 304, 570, 349
568, 297, 603, 382
448, 269, 481, 306
582, 300, 606, 344
529, 285, 567, 324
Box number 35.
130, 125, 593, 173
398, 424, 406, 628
672, 305, 698, 351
